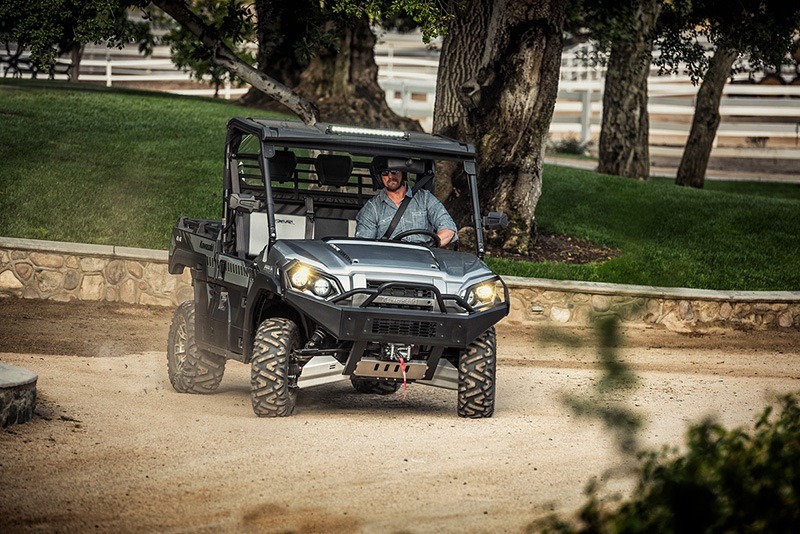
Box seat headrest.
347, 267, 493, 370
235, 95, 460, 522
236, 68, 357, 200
268, 150, 297, 183
316, 154, 353, 187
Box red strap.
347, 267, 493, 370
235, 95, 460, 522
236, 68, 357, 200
399, 357, 408, 400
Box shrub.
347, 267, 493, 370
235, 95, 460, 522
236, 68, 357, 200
548, 136, 588, 155
542, 391, 800, 533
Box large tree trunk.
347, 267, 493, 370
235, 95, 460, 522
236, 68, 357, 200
675, 47, 738, 188
432, 0, 490, 204
295, 18, 420, 130
597, 0, 660, 180
152, 0, 319, 125
240, 0, 315, 108
434, 0, 565, 255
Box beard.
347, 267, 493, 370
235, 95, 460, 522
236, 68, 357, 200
383, 176, 404, 192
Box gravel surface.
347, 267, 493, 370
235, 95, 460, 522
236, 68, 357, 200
1, 298, 799, 533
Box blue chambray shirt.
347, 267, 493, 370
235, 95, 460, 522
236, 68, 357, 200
355, 187, 458, 244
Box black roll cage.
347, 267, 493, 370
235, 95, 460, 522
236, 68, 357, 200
221, 118, 490, 259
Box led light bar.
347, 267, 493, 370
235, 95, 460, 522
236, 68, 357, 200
326, 125, 408, 139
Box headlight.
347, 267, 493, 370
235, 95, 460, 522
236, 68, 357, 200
290, 266, 310, 288
474, 283, 495, 302
286, 263, 340, 299
464, 279, 500, 309
313, 278, 332, 297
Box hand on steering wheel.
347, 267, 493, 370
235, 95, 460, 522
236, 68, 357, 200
391, 229, 441, 248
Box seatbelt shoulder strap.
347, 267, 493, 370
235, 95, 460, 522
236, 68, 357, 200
382, 195, 412, 239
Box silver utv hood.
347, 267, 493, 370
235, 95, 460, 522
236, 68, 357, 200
267, 239, 495, 293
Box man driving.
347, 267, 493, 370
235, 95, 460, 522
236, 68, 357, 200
355, 160, 457, 246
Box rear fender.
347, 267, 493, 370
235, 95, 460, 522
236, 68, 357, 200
168, 218, 218, 276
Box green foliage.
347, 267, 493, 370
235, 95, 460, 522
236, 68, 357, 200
0, 1, 154, 68
572, 1, 800, 80
655, 0, 800, 80
548, 391, 800, 533
158, 0, 255, 92
333, 0, 463, 43
652, 0, 709, 82
548, 136, 588, 156
570, 0, 644, 52
567, 0, 662, 67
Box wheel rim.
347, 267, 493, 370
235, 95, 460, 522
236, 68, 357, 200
173, 316, 187, 373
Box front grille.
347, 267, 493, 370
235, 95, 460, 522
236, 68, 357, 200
362, 282, 438, 311
371, 319, 438, 338
367, 281, 434, 299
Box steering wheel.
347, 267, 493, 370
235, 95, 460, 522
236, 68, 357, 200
391, 229, 441, 248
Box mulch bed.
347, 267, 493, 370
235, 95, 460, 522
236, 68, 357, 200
485, 229, 619, 264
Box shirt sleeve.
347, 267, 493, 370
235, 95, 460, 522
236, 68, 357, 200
355, 197, 380, 239
423, 190, 458, 241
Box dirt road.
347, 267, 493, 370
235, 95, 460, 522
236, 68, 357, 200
1, 298, 799, 533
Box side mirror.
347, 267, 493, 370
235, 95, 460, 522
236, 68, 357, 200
229, 193, 262, 214
482, 211, 508, 230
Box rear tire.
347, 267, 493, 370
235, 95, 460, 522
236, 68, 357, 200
251, 318, 300, 417
166, 301, 226, 394
458, 327, 496, 418
350, 377, 401, 395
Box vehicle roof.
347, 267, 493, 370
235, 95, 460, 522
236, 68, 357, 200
228, 117, 476, 161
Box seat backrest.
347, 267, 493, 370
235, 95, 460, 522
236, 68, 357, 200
315, 217, 357, 239
268, 151, 298, 183
236, 210, 304, 258
235, 204, 357, 258
316, 154, 353, 187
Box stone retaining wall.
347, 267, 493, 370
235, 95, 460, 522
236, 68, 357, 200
503, 279, 800, 332
1, 237, 799, 332
0, 238, 193, 307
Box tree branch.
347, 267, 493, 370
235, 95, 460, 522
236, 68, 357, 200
151, 0, 319, 125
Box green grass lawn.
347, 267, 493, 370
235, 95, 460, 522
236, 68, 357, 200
1, 80, 799, 291
488, 166, 800, 290
0, 80, 287, 250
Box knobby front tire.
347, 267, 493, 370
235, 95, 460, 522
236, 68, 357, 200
457, 327, 496, 418
251, 318, 300, 417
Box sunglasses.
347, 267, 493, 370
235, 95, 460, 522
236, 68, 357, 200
381, 169, 401, 176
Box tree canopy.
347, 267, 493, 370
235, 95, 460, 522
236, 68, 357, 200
656, 0, 800, 80
656, 0, 800, 188
0, 0, 153, 68
158, 0, 255, 95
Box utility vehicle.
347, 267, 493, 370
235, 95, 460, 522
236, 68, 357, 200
167, 118, 509, 417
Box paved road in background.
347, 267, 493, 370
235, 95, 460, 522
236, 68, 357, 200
546, 154, 800, 184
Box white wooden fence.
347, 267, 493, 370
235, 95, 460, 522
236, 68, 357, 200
379, 56, 800, 158
553, 81, 800, 143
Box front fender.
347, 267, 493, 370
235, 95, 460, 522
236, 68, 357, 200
243, 272, 311, 362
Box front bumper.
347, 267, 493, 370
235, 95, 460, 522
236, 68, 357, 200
285, 289, 508, 348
